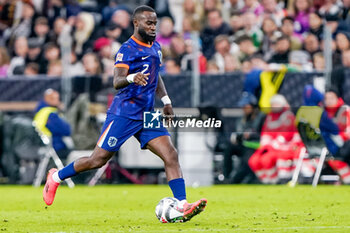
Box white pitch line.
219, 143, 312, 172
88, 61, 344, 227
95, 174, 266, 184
135, 226, 350, 233
48, 226, 350, 233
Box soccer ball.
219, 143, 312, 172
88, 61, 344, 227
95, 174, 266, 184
155, 197, 183, 223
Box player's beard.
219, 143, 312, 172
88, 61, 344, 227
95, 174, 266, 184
138, 28, 156, 43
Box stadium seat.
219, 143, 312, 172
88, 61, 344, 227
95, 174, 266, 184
290, 122, 339, 187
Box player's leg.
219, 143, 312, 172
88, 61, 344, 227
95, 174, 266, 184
145, 135, 207, 222
146, 136, 180, 179
43, 115, 142, 205
43, 146, 115, 205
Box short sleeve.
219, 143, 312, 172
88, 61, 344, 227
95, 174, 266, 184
114, 44, 135, 70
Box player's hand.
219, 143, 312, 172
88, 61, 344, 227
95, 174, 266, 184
134, 73, 150, 86
163, 104, 174, 122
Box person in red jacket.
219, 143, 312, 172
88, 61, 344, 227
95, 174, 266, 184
324, 89, 350, 184
248, 94, 302, 184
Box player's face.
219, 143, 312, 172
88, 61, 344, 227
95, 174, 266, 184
137, 11, 157, 43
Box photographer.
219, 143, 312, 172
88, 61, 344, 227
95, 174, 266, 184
223, 92, 265, 183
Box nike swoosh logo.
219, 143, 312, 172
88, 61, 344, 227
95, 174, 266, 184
142, 55, 150, 60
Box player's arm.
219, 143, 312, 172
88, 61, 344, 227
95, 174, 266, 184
157, 75, 174, 119
113, 67, 150, 90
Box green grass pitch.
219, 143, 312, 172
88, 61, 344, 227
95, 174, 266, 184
0, 185, 349, 232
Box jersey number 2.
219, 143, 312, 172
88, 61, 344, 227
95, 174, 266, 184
142, 64, 149, 74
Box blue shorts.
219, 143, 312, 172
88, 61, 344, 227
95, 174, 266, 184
97, 114, 170, 152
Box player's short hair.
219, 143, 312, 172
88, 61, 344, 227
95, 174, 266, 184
132, 5, 155, 20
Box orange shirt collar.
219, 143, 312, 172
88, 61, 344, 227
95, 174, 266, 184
131, 35, 153, 48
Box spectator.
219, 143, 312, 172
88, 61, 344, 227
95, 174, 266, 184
104, 22, 122, 54
203, 0, 222, 16
320, 37, 340, 66
260, 0, 287, 26
223, 92, 265, 183
292, 0, 313, 34
308, 12, 324, 40
240, 0, 263, 15
33, 89, 73, 159
48, 17, 67, 44
66, 51, 85, 77
269, 35, 291, 64
241, 58, 253, 73
82, 52, 102, 76
281, 17, 302, 50
47, 60, 62, 77
323, 89, 350, 183
236, 35, 257, 62
342, 0, 350, 21
331, 49, 350, 98
26, 39, 42, 64
0, 47, 10, 78
156, 17, 177, 55
165, 58, 181, 75
169, 35, 186, 61
289, 50, 313, 71
182, 0, 204, 31
111, 9, 132, 43
180, 39, 207, 73
224, 54, 241, 72
146, 0, 173, 19
40, 43, 60, 74
303, 33, 321, 57
224, 0, 244, 16
30, 17, 50, 46
325, 15, 347, 38
213, 35, 233, 72
8, 36, 28, 75
43, 0, 81, 26
336, 31, 350, 53
73, 12, 95, 58
181, 17, 196, 40
248, 94, 301, 184
24, 62, 39, 76
260, 17, 281, 61
332, 31, 350, 66
241, 12, 263, 48
342, 49, 350, 67
313, 52, 325, 71
11, 2, 35, 39
324, 89, 350, 141
319, 0, 342, 19
94, 37, 114, 77
206, 60, 220, 74
0, 1, 16, 42
101, 0, 129, 23
229, 14, 244, 34
200, 9, 232, 60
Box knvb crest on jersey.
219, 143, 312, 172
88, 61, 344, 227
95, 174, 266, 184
108, 136, 118, 147
144, 110, 162, 128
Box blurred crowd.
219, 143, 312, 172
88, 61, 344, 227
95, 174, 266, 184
0, 0, 350, 78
